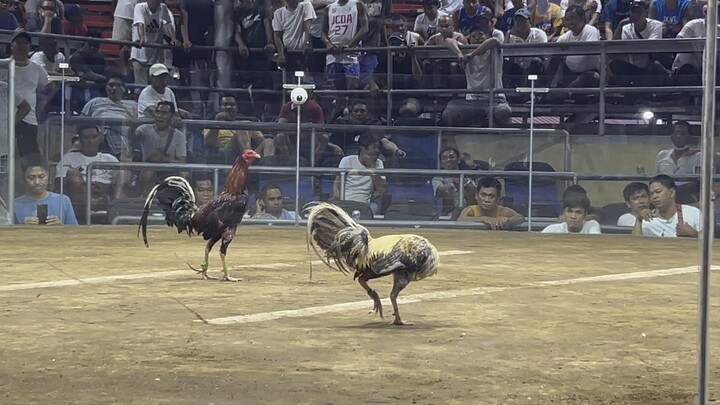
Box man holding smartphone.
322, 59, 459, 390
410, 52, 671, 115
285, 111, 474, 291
13, 154, 78, 225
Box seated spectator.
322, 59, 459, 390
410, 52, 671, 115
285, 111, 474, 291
649, 0, 691, 38
441, 17, 512, 126
655, 120, 700, 204
556, 184, 600, 222
0, 0, 19, 30
193, 174, 215, 207
609, 0, 668, 88
331, 100, 403, 158
30, 37, 65, 74
453, 0, 491, 36
55, 125, 126, 217
25, 0, 63, 33
432, 147, 480, 214
542, 194, 601, 234
632, 174, 701, 237
424, 15, 467, 89
504, 8, 547, 89
528, 0, 563, 41
414, 0, 448, 41
273, 0, 316, 75
138, 64, 189, 118
671, 4, 709, 86
204, 95, 273, 162
275, 89, 342, 167
81, 74, 139, 162
321, 0, 368, 90
601, 0, 631, 39
458, 176, 524, 229
617, 182, 650, 226
131, 0, 176, 87
136, 101, 188, 192
546, 5, 601, 90
497, 0, 525, 33
391, 14, 423, 46
251, 184, 297, 219
69, 30, 108, 113
560, 0, 601, 27
333, 132, 388, 214
15, 154, 78, 225
63, 4, 88, 36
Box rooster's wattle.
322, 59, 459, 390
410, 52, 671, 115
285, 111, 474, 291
138, 150, 260, 281
306, 202, 440, 325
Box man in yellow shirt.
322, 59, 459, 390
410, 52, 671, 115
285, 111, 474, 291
203, 95, 273, 163
457, 176, 525, 229
529, 0, 564, 41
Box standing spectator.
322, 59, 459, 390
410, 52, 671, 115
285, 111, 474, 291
55, 125, 126, 217
441, 16, 511, 127
457, 176, 524, 229
12, 32, 51, 157
415, 0, 447, 40
504, 8, 547, 89
0, 0, 19, 30
546, 5, 600, 90
112, 0, 138, 68
63, 4, 88, 36
30, 37, 65, 74
69, 30, 108, 113
81, 75, 139, 162
655, 120, 700, 204
131, 0, 176, 86
649, 0, 691, 38
0, 91, 31, 206
321, 0, 369, 91
617, 182, 650, 227
542, 194, 601, 234
25, 0, 63, 33
359, 0, 392, 91
424, 14, 467, 89
136, 101, 188, 192
632, 174, 701, 237
333, 132, 388, 214
14, 154, 78, 225
273, 0, 316, 76
601, 0, 631, 39
670, 4, 708, 86
179, 0, 214, 110
233, 0, 275, 116
609, 0, 667, 88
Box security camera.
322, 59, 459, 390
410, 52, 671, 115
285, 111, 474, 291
291, 87, 308, 106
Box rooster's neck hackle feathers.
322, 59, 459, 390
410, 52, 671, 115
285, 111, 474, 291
222, 156, 250, 196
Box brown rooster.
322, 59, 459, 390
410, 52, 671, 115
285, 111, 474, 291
138, 150, 260, 281
306, 202, 440, 325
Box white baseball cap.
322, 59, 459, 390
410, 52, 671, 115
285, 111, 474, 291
149, 63, 170, 77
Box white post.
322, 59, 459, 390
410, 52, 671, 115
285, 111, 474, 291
516, 75, 548, 231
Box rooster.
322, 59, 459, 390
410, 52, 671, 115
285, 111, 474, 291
138, 150, 261, 281
306, 202, 440, 325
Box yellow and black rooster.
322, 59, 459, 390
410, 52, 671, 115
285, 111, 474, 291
306, 202, 440, 325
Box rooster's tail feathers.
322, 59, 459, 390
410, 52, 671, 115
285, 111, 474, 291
305, 202, 365, 272
137, 176, 198, 246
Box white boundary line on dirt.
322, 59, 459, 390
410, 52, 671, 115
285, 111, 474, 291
0, 250, 473, 293
205, 264, 720, 325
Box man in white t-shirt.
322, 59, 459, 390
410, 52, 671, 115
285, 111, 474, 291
333, 132, 388, 214
632, 175, 702, 237
542, 195, 602, 234
617, 182, 650, 227
56, 125, 125, 216
655, 120, 701, 204
546, 5, 600, 89
414, 0, 447, 40
137, 64, 182, 118
609, 0, 667, 87
505, 8, 547, 88
273, 0, 317, 74
671, 4, 711, 85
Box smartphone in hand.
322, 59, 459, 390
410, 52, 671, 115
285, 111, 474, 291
37, 204, 48, 225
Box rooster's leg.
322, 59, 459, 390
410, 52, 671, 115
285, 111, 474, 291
358, 277, 383, 318
194, 237, 220, 280
219, 227, 239, 282
390, 272, 412, 326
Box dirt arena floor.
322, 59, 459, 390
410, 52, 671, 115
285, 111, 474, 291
1, 225, 719, 404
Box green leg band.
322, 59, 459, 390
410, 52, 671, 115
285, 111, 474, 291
201, 261, 208, 271
222, 267, 229, 273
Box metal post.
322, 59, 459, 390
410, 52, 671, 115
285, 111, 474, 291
386, 46, 392, 124
7, 60, 15, 223
697, 0, 717, 402
212, 168, 220, 194
599, 46, 607, 136
516, 75, 549, 231
458, 173, 465, 208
